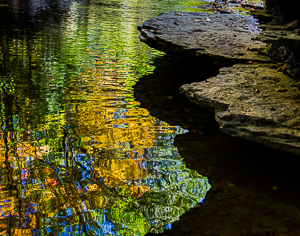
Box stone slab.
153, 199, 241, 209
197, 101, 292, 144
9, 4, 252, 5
138, 11, 270, 62
180, 64, 300, 155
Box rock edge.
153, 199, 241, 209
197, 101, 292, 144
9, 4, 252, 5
138, 11, 270, 63
180, 64, 300, 155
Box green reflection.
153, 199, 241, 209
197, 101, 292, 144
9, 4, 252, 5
0, 0, 210, 235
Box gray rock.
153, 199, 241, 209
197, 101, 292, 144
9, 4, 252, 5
180, 64, 300, 155
138, 12, 269, 62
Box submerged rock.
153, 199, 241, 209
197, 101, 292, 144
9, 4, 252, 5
138, 12, 269, 63
180, 64, 300, 155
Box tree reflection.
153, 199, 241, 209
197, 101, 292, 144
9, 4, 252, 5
0, 0, 210, 235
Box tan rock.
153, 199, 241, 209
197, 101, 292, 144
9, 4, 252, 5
180, 64, 300, 155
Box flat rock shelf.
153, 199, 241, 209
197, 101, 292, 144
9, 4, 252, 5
138, 11, 270, 62
180, 64, 300, 155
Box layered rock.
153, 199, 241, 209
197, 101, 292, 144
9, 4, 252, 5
257, 25, 300, 50
138, 12, 269, 62
180, 64, 300, 155
256, 24, 300, 79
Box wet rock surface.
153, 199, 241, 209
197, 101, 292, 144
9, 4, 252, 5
180, 63, 300, 155
138, 12, 269, 62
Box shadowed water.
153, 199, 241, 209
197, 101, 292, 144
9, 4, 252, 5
0, 0, 211, 235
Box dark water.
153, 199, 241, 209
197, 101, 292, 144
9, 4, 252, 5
0, 0, 214, 235
134, 54, 300, 236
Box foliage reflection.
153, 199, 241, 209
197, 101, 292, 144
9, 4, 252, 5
0, 0, 210, 235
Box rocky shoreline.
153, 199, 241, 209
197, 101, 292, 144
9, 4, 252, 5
138, 8, 300, 155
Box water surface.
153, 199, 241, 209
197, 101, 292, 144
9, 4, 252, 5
0, 0, 210, 235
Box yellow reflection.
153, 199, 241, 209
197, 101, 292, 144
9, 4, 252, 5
0, 132, 51, 163
10, 228, 33, 236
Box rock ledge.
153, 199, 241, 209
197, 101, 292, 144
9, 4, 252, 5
138, 11, 269, 62
180, 64, 300, 155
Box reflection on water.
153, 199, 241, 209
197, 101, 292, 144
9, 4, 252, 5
0, 0, 210, 235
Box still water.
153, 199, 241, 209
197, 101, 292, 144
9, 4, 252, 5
0, 0, 212, 235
